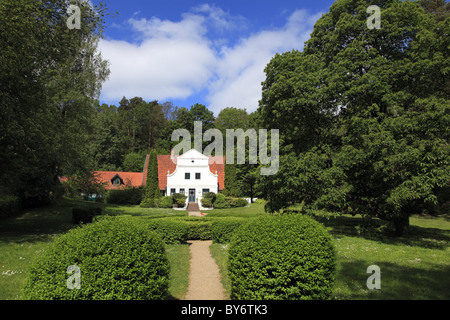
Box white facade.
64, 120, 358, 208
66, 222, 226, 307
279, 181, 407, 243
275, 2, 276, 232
166, 149, 219, 209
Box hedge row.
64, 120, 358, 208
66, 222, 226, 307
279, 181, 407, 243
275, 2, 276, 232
129, 216, 247, 244
105, 187, 144, 205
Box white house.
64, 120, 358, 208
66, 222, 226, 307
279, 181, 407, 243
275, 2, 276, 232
143, 149, 225, 209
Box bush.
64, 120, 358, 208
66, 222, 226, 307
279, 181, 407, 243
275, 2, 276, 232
226, 197, 248, 208
105, 187, 144, 205
213, 193, 227, 209
212, 218, 245, 243
172, 193, 187, 207
203, 192, 216, 202
0, 195, 21, 219
211, 194, 247, 209
140, 197, 156, 208
24, 218, 170, 300
228, 214, 336, 300
200, 197, 213, 208
158, 196, 173, 208
72, 206, 103, 224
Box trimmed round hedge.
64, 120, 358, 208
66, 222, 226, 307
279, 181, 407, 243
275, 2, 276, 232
228, 214, 336, 300
24, 217, 170, 300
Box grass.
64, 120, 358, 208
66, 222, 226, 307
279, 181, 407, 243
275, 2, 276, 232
209, 243, 231, 299
1, 198, 449, 300
326, 214, 450, 299
165, 244, 190, 300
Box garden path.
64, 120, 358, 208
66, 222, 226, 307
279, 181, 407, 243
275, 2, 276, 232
184, 240, 226, 300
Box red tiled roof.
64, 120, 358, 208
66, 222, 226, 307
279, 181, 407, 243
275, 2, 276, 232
209, 156, 225, 190
156, 155, 177, 190
93, 171, 143, 190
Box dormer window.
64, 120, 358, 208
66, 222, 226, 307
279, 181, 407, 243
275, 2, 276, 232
111, 174, 123, 186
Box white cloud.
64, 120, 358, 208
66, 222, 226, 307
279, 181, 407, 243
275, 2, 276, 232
99, 12, 216, 102
99, 6, 322, 114
206, 9, 323, 114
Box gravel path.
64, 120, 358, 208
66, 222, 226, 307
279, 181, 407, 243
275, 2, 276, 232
184, 240, 226, 300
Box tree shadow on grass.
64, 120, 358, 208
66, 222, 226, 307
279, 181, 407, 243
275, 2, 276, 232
334, 259, 450, 300
0, 199, 123, 244
316, 215, 450, 250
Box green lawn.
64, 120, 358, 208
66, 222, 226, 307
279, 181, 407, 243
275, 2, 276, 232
0, 198, 449, 300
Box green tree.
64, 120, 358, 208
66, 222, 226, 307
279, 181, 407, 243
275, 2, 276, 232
258, 0, 449, 235
258, 50, 335, 153
122, 151, 147, 172
419, 0, 450, 21
335, 99, 449, 235
215, 107, 250, 134
91, 103, 124, 171
141, 150, 160, 207
0, 0, 109, 203
190, 103, 215, 131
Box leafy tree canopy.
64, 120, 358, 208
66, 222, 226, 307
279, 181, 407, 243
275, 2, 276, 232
258, 0, 449, 235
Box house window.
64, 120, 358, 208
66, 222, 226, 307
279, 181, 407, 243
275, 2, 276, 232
113, 178, 121, 185
180, 188, 185, 195
202, 188, 210, 195
170, 188, 176, 195
195, 173, 201, 180
185, 172, 190, 180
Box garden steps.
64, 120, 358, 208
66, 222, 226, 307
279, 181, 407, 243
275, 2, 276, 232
187, 202, 200, 212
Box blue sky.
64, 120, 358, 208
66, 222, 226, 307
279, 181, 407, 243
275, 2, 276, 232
97, 0, 335, 115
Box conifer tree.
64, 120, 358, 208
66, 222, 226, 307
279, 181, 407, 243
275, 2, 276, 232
140, 150, 160, 207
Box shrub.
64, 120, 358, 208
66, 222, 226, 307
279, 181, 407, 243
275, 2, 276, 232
226, 197, 248, 208
212, 218, 245, 243
24, 218, 170, 300
172, 193, 187, 207
0, 195, 21, 219
158, 196, 173, 208
203, 192, 216, 202
228, 214, 336, 300
72, 206, 103, 224
140, 197, 156, 208
213, 193, 227, 209
200, 197, 213, 208
105, 187, 144, 205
